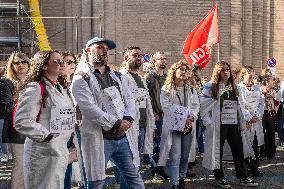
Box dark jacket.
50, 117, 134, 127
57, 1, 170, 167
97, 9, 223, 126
0, 78, 26, 144
145, 71, 166, 116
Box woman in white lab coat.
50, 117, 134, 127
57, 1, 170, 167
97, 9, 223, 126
158, 60, 199, 189
238, 65, 264, 177
15, 51, 75, 189
200, 61, 258, 188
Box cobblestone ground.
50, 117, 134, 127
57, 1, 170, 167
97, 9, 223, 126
1, 147, 284, 189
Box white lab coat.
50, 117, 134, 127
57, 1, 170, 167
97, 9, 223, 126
71, 63, 136, 181
119, 69, 155, 159
200, 82, 242, 170
158, 85, 200, 166
238, 83, 265, 159
15, 81, 74, 189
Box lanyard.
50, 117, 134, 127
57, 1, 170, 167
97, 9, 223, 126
176, 85, 186, 106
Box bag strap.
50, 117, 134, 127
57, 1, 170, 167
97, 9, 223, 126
78, 71, 91, 88
12, 82, 45, 130
36, 82, 45, 123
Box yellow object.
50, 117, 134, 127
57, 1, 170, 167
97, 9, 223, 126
28, 0, 52, 50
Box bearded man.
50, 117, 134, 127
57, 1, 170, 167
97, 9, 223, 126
71, 38, 145, 189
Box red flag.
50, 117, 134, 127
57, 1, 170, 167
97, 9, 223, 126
182, 4, 219, 69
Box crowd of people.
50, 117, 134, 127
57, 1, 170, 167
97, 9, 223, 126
0, 36, 284, 189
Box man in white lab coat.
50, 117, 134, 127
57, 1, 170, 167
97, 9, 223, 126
71, 37, 144, 189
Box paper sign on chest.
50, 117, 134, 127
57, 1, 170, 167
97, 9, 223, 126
132, 88, 147, 109
100, 86, 125, 120
50, 106, 75, 134
167, 105, 189, 131
245, 90, 260, 113
221, 100, 238, 124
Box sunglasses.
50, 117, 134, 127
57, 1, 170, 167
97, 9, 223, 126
13, 60, 29, 65
52, 59, 64, 65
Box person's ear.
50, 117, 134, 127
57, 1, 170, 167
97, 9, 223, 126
124, 55, 128, 61
42, 65, 48, 71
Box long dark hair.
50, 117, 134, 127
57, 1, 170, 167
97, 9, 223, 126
16, 50, 59, 107
211, 61, 238, 99
58, 51, 77, 89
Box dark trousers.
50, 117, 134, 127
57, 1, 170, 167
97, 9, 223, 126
213, 124, 248, 181
246, 134, 260, 171
196, 117, 205, 153
261, 110, 276, 158
152, 116, 163, 164
276, 107, 284, 144
151, 116, 164, 175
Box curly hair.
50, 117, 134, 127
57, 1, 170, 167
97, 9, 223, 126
211, 61, 238, 99
239, 65, 253, 82
164, 59, 190, 93
16, 50, 59, 107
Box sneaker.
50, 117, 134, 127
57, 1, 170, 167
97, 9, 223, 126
240, 177, 258, 187
0, 154, 8, 163
216, 179, 231, 188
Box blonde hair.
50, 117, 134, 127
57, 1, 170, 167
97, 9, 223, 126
5, 52, 29, 86
164, 59, 190, 93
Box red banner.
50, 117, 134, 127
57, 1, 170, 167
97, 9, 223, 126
182, 4, 219, 69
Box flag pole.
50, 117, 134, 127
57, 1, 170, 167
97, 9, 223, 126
217, 43, 220, 62
216, 2, 220, 62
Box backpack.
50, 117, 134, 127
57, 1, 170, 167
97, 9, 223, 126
11, 82, 45, 130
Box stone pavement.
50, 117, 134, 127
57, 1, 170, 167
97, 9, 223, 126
1, 147, 284, 189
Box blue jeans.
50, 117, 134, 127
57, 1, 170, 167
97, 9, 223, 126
88, 137, 145, 189
167, 132, 192, 186
0, 119, 8, 155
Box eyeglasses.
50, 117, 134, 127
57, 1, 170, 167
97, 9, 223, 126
131, 54, 143, 58
156, 57, 167, 61
178, 67, 189, 72
52, 59, 64, 65
222, 68, 230, 72
64, 60, 76, 65
13, 60, 29, 65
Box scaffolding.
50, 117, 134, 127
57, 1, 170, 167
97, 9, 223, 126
0, 1, 104, 61
0, 1, 36, 61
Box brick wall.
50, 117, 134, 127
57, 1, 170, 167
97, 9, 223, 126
1, 0, 284, 78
